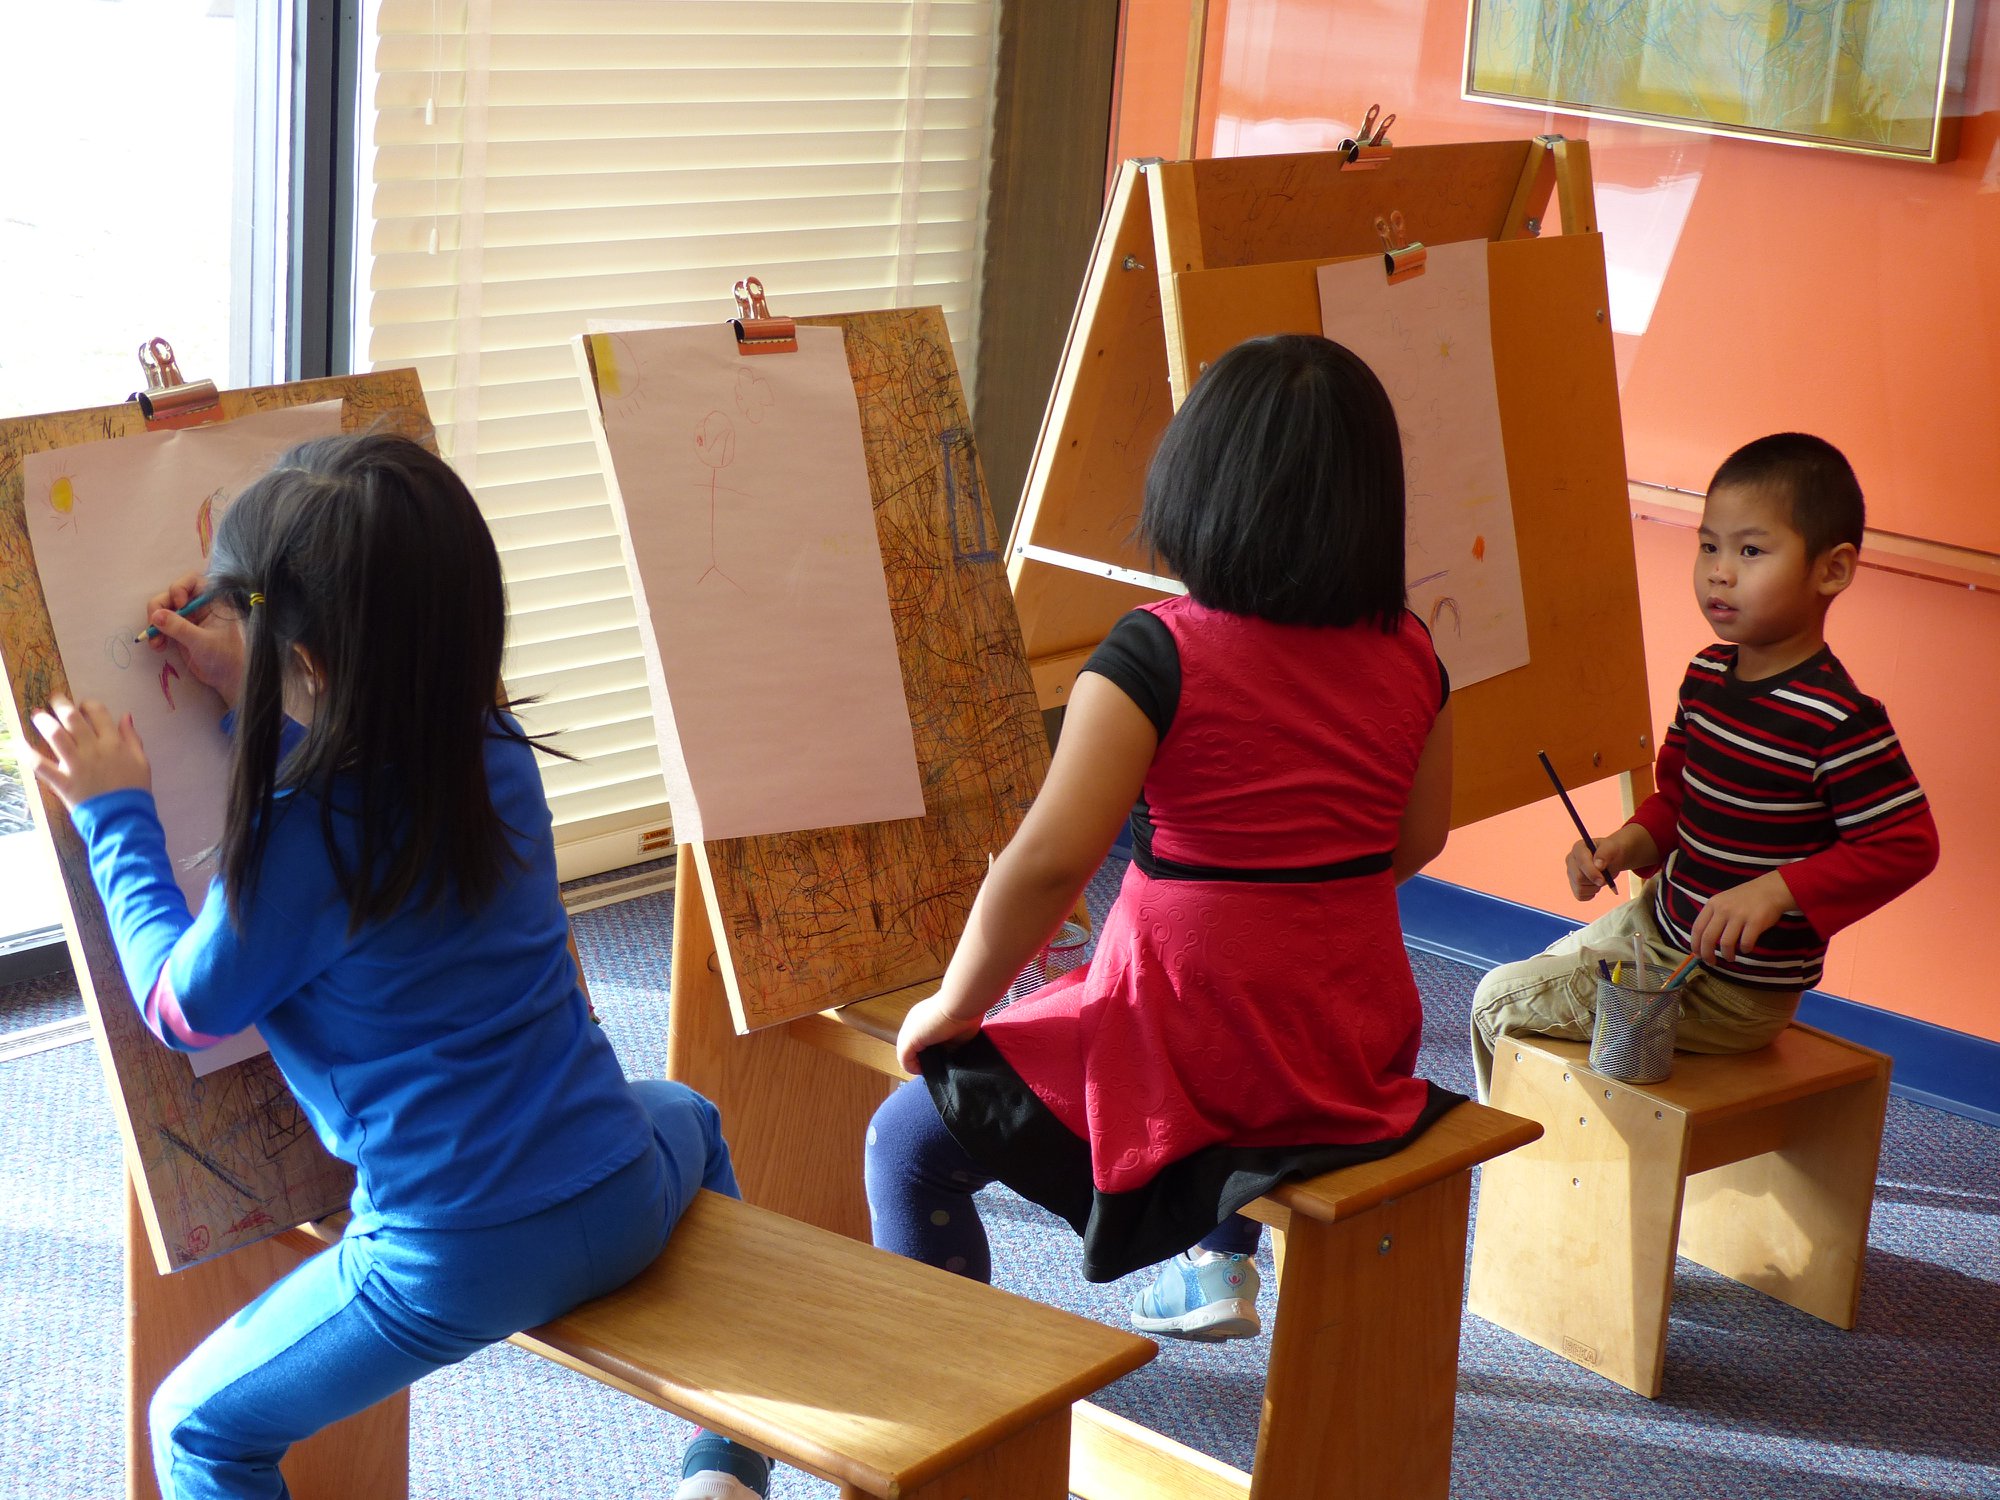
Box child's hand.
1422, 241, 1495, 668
146, 574, 245, 710
1564, 824, 1653, 901
26, 697, 151, 811
895, 994, 984, 1075
1690, 872, 1796, 964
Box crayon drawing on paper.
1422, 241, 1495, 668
23, 402, 345, 1075
588, 323, 926, 844
1318, 240, 1531, 689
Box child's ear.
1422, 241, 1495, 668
1816, 541, 1859, 599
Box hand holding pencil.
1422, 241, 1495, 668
1538, 751, 1659, 903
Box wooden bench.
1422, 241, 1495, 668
1466, 1023, 1891, 1397
271, 1190, 1153, 1500
795, 991, 1543, 1500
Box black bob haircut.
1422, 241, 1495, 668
1708, 433, 1865, 558
207, 431, 543, 933
1138, 333, 1406, 629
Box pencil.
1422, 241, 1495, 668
134, 588, 218, 643
1537, 749, 1617, 897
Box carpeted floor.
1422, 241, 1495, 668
3, 859, 1997, 1498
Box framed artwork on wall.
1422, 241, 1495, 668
1463, 0, 1967, 162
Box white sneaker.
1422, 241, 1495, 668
1129, 1250, 1262, 1340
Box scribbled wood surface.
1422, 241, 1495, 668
0, 370, 434, 1272
583, 307, 1048, 1032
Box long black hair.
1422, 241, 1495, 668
1138, 333, 1407, 628
208, 431, 531, 932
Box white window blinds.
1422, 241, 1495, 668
363, 0, 999, 878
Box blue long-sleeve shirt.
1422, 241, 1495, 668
70, 717, 651, 1232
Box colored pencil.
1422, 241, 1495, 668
1537, 749, 1617, 897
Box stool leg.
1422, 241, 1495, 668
886, 1409, 1070, 1500
1677, 1063, 1889, 1329
1249, 1174, 1472, 1500
1467, 1045, 1689, 1398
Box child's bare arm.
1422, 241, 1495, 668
895, 672, 1155, 1072
1391, 702, 1453, 883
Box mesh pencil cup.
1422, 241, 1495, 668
997, 921, 1092, 1011
1589, 961, 1686, 1084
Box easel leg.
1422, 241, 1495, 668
1677, 1065, 1888, 1329
126, 1179, 409, 1500
666, 857, 894, 1240
1249, 1177, 1472, 1500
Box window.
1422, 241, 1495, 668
360, 0, 1001, 879
0, 0, 297, 962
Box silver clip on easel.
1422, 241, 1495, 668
132, 337, 222, 428
1376, 210, 1427, 284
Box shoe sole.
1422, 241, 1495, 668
1131, 1297, 1260, 1341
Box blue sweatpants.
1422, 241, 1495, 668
863, 1079, 1258, 1283
151, 1079, 738, 1500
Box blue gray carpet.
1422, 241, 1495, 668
3, 859, 1996, 1498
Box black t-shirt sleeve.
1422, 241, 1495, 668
1080, 609, 1181, 739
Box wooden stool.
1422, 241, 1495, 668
274, 1191, 1153, 1500
801, 995, 1542, 1500
1466, 1023, 1891, 1397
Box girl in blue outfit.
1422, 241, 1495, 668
28, 434, 772, 1500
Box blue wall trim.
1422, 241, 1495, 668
1399, 874, 2000, 1128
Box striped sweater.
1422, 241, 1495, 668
1625, 645, 1938, 991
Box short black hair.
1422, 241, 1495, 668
1138, 333, 1406, 628
209, 431, 534, 932
1708, 433, 1864, 557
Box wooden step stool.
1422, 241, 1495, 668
518, 1190, 1155, 1499
1466, 1023, 1891, 1397
799, 994, 1542, 1500
276, 1190, 1154, 1500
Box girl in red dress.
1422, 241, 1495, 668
865, 334, 1459, 1340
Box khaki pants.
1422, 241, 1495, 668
1468, 882, 1801, 1101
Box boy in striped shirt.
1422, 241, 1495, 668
1470, 434, 1939, 1100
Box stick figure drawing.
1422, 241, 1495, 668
692, 410, 747, 591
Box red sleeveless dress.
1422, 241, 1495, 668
924, 597, 1460, 1280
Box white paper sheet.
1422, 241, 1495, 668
587, 324, 925, 844
1317, 240, 1532, 688
24, 403, 346, 1074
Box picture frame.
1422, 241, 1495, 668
1463, 0, 1968, 162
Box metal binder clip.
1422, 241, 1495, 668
730, 276, 798, 355
1375, 211, 1426, 284
132, 337, 221, 428
1340, 103, 1396, 171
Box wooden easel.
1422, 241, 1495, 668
0, 368, 434, 1499
576, 304, 1056, 1231
1009, 137, 1655, 823
658, 141, 1654, 1499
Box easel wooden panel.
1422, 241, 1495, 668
0, 371, 434, 1273
585, 307, 1050, 1034
1164, 235, 1649, 826
1008, 140, 1653, 823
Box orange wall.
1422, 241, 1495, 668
1112, 0, 2000, 1042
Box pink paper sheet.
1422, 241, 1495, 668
587, 324, 925, 844
1317, 240, 1532, 689
24, 402, 345, 1075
